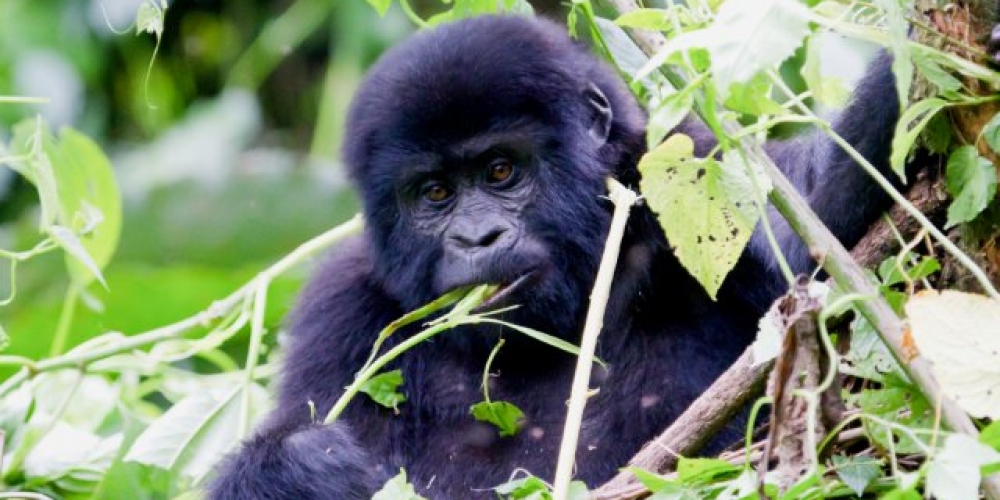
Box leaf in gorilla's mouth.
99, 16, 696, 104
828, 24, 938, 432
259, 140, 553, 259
478, 271, 536, 311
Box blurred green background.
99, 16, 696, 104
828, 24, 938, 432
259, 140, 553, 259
0, 0, 421, 366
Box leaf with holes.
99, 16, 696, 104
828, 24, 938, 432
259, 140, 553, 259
639, 135, 764, 299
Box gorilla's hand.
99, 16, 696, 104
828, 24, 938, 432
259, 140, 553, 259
207, 421, 383, 500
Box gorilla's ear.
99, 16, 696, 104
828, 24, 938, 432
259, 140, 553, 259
585, 83, 613, 144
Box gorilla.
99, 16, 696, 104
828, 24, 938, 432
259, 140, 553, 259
209, 14, 991, 499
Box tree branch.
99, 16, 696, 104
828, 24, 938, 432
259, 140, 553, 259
600, 0, 1000, 498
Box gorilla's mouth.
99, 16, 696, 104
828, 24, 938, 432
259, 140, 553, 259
476, 271, 538, 311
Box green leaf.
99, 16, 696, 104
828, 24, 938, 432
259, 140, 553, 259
9, 118, 60, 230
47, 225, 107, 288
493, 475, 550, 497
359, 370, 407, 411
922, 112, 952, 155
594, 18, 655, 91
372, 469, 427, 500
624, 467, 671, 491
723, 73, 786, 116
944, 145, 997, 228
831, 454, 883, 496
981, 420, 1000, 451
365, 0, 392, 16
647, 82, 698, 149
857, 383, 933, 454
880, 489, 922, 500
981, 111, 1000, 156
639, 135, 765, 298
614, 9, 673, 31
566, 481, 589, 500
45, 128, 123, 288
913, 56, 963, 98
676, 457, 739, 483
704, 0, 810, 97
469, 401, 524, 437
890, 98, 949, 180
877, 255, 940, 287
124, 383, 269, 482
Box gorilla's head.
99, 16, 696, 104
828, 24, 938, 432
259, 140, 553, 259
342, 15, 646, 338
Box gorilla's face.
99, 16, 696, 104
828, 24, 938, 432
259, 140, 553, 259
341, 16, 646, 338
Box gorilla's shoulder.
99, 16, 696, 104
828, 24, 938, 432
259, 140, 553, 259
287, 234, 398, 337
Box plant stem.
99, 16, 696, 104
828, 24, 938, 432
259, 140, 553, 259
238, 284, 269, 439
552, 179, 639, 500
323, 321, 454, 425
48, 285, 79, 357
0, 215, 363, 399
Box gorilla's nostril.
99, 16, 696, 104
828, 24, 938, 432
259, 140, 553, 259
452, 226, 507, 249
478, 227, 505, 247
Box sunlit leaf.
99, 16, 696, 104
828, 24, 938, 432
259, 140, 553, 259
704, 0, 810, 96
905, 290, 1000, 419
372, 469, 427, 500
639, 134, 766, 298
48, 225, 107, 288
614, 8, 673, 31
365, 0, 392, 16
124, 383, 269, 482
926, 434, 1000, 500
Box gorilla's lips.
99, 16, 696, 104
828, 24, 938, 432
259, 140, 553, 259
477, 271, 538, 311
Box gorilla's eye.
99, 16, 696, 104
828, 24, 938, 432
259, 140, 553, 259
487, 159, 515, 184
423, 182, 453, 203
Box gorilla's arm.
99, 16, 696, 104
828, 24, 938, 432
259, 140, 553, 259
207, 238, 397, 500
760, 56, 900, 275
703, 56, 902, 307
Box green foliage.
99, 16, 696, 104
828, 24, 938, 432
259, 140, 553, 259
639, 134, 769, 298
359, 369, 407, 411
945, 145, 997, 228
890, 98, 949, 180
3, 0, 1000, 498
831, 455, 883, 496
492, 476, 589, 499
373, 469, 427, 500
123, 383, 269, 483
469, 401, 524, 437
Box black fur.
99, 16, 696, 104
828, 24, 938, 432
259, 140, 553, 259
209, 15, 951, 499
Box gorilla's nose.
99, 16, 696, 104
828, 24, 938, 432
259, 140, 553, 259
450, 225, 507, 250
446, 220, 514, 253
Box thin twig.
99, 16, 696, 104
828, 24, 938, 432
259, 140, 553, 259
551, 179, 640, 500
